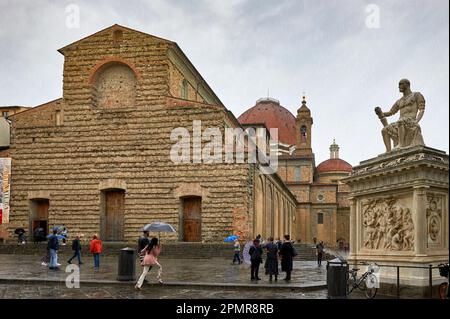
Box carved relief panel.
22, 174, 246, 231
426, 194, 444, 247
361, 196, 414, 251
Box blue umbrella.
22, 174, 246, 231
224, 235, 239, 242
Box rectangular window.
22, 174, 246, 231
55, 110, 62, 126
294, 167, 301, 182
317, 212, 324, 224
2, 111, 8, 118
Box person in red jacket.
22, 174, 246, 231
89, 234, 102, 270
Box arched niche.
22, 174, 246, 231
91, 61, 137, 110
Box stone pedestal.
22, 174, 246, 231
343, 146, 449, 296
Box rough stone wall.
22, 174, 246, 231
9, 26, 252, 243
168, 62, 206, 103
12, 99, 63, 128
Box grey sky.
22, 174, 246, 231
0, 0, 448, 166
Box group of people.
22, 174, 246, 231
43, 229, 103, 271
38, 227, 324, 287
247, 234, 297, 282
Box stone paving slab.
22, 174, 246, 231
0, 254, 327, 289
0, 282, 329, 299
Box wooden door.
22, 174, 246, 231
31, 199, 49, 235
183, 197, 201, 242
105, 190, 124, 241
36, 200, 49, 220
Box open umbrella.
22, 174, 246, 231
243, 241, 253, 265
14, 228, 25, 235
142, 222, 176, 243
224, 235, 239, 243
46, 234, 65, 240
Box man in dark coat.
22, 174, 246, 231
138, 230, 151, 279
47, 229, 60, 270
249, 239, 263, 281
316, 241, 324, 267
279, 234, 296, 281
67, 235, 83, 265
264, 237, 279, 281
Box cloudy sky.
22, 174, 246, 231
0, 0, 448, 165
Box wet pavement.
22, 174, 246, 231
0, 253, 329, 298
0, 282, 328, 299
0, 254, 327, 288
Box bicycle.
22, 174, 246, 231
438, 263, 449, 299
347, 262, 379, 299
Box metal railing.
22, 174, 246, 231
356, 261, 444, 299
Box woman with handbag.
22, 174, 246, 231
135, 237, 163, 289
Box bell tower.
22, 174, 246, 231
294, 95, 313, 156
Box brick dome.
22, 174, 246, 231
238, 98, 296, 145
316, 158, 352, 174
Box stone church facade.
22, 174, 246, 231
239, 97, 352, 246
7, 24, 297, 243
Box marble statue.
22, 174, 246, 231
375, 79, 425, 152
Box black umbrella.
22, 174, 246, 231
14, 228, 25, 235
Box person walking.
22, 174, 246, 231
68, 235, 83, 265
264, 237, 279, 282
89, 234, 102, 270
16, 228, 26, 245
232, 239, 242, 264
138, 230, 151, 282
249, 239, 263, 281
61, 227, 68, 246
138, 230, 150, 263
41, 243, 50, 266
135, 237, 163, 289
316, 240, 324, 267
47, 229, 60, 270
279, 234, 296, 281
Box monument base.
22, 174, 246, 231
343, 146, 449, 296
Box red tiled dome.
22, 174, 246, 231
316, 158, 352, 174
237, 98, 296, 145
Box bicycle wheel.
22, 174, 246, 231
438, 282, 448, 299
347, 277, 355, 295
362, 274, 378, 299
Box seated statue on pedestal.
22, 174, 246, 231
375, 79, 425, 152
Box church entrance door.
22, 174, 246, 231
182, 197, 201, 242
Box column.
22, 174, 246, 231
412, 185, 429, 256
349, 197, 357, 257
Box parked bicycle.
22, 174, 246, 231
347, 262, 379, 299
438, 263, 449, 299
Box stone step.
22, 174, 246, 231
0, 243, 334, 261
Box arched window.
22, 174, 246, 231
181, 79, 188, 100
92, 62, 137, 110
300, 125, 307, 142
